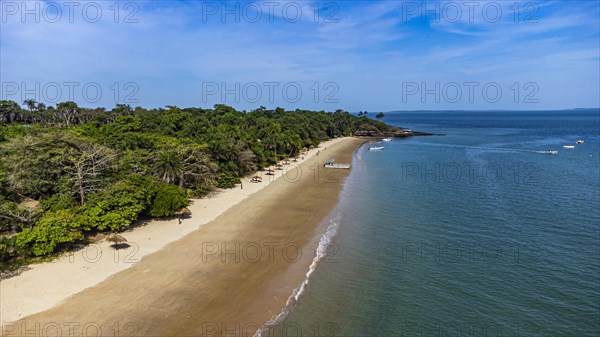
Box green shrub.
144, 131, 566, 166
80, 180, 146, 231
148, 184, 187, 217
16, 209, 83, 256
0, 170, 5, 192
217, 175, 241, 189
0, 123, 6, 142
40, 193, 78, 212
125, 174, 187, 217
0, 236, 17, 261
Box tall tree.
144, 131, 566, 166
63, 142, 116, 205
153, 145, 217, 190
154, 150, 183, 184
178, 146, 217, 189
0, 200, 42, 232
0, 100, 21, 123
0, 134, 67, 198
23, 99, 37, 112
55, 101, 80, 127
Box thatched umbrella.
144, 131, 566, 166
266, 169, 275, 175
107, 234, 128, 250
175, 208, 191, 223
275, 164, 284, 170
175, 208, 191, 216
107, 234, 127, 245
251, 175, 263, 182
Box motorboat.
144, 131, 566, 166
562, 145, 575, 149
576, 140, 584, 144
369, 146, 384, 151
382, 138, 392, 142
544, 150, 558, 154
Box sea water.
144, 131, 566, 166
266, 110, 600, 337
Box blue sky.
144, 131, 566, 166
1, 0, 599, 111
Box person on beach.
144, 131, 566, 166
241, 182, 243, 189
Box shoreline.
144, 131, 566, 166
254, 201, 346, 337
1, 137, 362, 336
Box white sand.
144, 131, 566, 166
0, 137, 348, 326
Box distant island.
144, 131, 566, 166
0, 100, 424, 272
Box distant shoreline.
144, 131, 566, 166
382, 108, 600, 113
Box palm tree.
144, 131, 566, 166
23, 99, 36, 112
266, 123, 282, 159
155, 150, 183, 184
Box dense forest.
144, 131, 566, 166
0, 100, 394, 269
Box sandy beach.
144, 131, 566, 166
1, 137, 363, 337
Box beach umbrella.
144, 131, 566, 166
251, 175, 263, 182
107, 234, 127, 245
175, 207, 191, 216
266, 169, 275, 175
275, 164, 284, 170
175, 208, 191, 221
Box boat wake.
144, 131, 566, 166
414, 142, 558, 154
253, 214, 341, 337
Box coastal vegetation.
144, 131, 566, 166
0, 100, 394, 270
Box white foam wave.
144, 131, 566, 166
254, 214, 341, 337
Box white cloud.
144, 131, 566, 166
1, 0, 598, 110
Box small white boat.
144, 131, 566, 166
382, 138, 392, 142
324, 161, 351, 169
369, 146, 384, 151
544, 150, 558, 154
576, 140, 584, 144
563, 145, 575, 149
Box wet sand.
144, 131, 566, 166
2, 138, 362, 337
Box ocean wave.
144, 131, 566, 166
254, 213, 341, 337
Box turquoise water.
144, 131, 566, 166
266, 110, 600, 337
